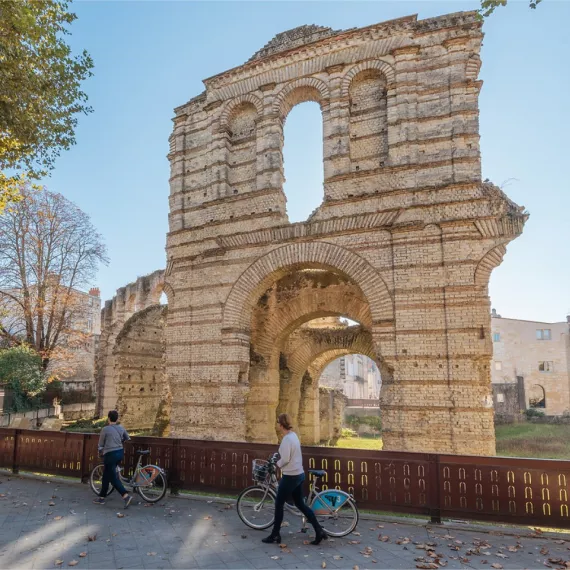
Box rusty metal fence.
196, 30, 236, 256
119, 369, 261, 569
1, 428, 569, 529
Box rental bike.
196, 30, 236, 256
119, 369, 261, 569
89, 449, 167, 503
236, 454, 359, 537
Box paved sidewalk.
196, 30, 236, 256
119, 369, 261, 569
0, 474, 569, 569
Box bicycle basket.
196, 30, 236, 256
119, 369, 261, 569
252, 459, 269, 483
135, 466, 161, 486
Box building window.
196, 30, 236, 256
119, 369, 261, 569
494, 361, 502, 371
538, 361, 553, 373
87, 318, 92, 332
496, 393, 505, 403
493, 332, 500, 342
529, 384, 546, 408
536, 329, 552, 340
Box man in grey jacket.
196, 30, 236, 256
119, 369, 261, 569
93, 410, 133, 508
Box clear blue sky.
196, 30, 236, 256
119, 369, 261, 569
42, 0, 569, 323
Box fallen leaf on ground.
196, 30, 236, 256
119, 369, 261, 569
54, 516, 62, 521
333, 555, 343, 560
496, 553, 508, 559
353, 532, 361, 536
541, 547, 550, 555
68, 561, 78, 567
116, 513, 125, 518
507, 546, 518, 552
349, 540, 361, 545
377, 524, 384, 529
79, 553, 87, 558
353, 566, 359, 570
321, 561, 326, 568
303, 540, 310, 545
147, 552, 156, 556
55, 561, 63, 566
416, 564, 438, 569
378, 535, 389, 542
87, 535, 97, 542
48, 502, 55, 506
203, 515, 212, 520
270, 556, 280, 560
491, 564, 503, 569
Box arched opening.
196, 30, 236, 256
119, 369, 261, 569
159, 291, 168, 305
282, 101, 324, 222
529, 384, 546, 409
320, 354, 381, 400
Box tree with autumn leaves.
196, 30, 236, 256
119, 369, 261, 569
0, 186, 107, 384
0, 0, 93, 211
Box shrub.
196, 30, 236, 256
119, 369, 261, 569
341, 427, 358, 438
525, 408, 545, 419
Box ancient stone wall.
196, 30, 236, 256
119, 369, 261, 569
106, 11, 527, 455
115, 305, 169, 432
96, 270, 166, 416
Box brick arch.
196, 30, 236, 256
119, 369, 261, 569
222, 241, 394, 340
219, 94, 263, 130
114, 305, 169, 432
474, 245, 507, 287
272, 77, 330, 118
253, 285, 372, 358
287, 327, 375, 377
341, 59, 396, 97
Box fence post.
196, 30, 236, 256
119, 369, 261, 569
80, 434, 90, 483
429, 454, 442, 524
12, 429, 20, 474
169, 439, 181, 496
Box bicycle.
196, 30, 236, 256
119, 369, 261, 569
236, 454, 359, 537
89, 449, 167, 503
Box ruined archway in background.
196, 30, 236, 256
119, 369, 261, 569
114, 305, 169, 434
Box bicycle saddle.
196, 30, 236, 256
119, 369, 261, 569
136, 450, 151, 455
308, 469, 327, 478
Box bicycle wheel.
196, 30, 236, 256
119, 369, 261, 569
310, 491, 359, 537
89, 464, 115, 497
137, 470, 167, 503
236, 485, 276, 530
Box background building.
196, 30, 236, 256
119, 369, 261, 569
491, 310, 570, 417
320, 354, 381, 400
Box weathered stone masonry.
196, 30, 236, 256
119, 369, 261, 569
98, 12, 527, 455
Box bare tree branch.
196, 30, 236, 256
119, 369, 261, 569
0, 185, 108, 370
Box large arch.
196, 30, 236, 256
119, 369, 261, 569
114, 305, 169, 433
222, 241, 394, 338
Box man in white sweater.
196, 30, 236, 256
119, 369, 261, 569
262, 413, 327, 545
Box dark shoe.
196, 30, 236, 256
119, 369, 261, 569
261, 533, 281, 544
93, 497, 105, 505
311, 530, 328, 545
123, 495, 133, 509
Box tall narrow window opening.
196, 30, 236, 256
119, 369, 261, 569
282, 102, 324, 223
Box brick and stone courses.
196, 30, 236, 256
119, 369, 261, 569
95, 11, 528, 455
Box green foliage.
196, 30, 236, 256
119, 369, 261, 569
480, 0, 542, 18
0, 345, 48, 411
346, 414, 382, 432
341, 427, 358, 438
64, 417, 107, 433
0, 0, 94, 210
524, 408, 546, 419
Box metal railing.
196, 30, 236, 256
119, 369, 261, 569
1, 428, 569, 529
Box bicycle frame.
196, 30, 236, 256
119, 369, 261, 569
258, 467, 347, 526
116, 453, 165, 488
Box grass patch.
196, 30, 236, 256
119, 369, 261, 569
495, 423, 570, 459
331, 435, 383, 451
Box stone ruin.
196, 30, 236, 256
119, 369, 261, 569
96, 11, 527, 455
